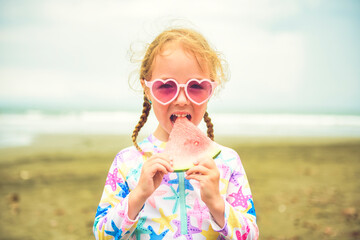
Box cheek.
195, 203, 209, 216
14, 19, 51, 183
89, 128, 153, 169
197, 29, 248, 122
152, 103, 170, 124
152, 103, 165, 117
192, 104, 208, 125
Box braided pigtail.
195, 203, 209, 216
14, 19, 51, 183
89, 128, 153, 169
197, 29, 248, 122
203, 111, 214, 141
132, 95, 152, 155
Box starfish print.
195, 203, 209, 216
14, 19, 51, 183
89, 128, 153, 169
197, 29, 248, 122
169, 174, 194, 191
236, 225, 250, 240
188, 199, 209, 228
94, 205, 110, 231
105, 168, 123, 191
178, 178, 194, 191
102, 187, 118, 207
223, 156, 237, 164
117, 207, 126, 218
220, 178, 229, 195
218, 164, 231, 178
116, 149, 130, 162
118, 148, 141, 162
118, 161, 131, 177
247, 199, 256, 217
148, 225, 169, 240
97, 222, 113, 240
148, 134, 157, 144
134, 217, 151, 240
148, 190, 167, 208
98, 216, 107, 232
159, 142, 166, 149
116, 182, 130, 198
153, 143, 165, 154
227, 207, 241, 235
105, 220, 123, 239
128, 163, 142, 182
163, 186, 180, 214
161, 174, 172, 186
200, 226, 219, 239
173, 216, 202, 240
228, 186, 252, 209
182, 178, 194, 191
149, 136, 166, 149
95, 205, 110, 218
94, 217, 100, 230
152, 208, 178, 232
229, 170, 243, 187
164, 186, 189, 214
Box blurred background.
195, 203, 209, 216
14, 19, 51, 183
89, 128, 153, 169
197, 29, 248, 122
0, 0, 359, 239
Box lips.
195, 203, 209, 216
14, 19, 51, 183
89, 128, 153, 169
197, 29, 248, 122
170, 113, 191, 124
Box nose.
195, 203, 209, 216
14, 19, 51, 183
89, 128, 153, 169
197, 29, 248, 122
174, 87, 190, 106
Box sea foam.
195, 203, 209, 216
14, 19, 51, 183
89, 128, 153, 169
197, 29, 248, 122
1, 111, 360, 148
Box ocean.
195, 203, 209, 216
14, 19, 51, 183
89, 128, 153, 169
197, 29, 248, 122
1, 111, 360, 148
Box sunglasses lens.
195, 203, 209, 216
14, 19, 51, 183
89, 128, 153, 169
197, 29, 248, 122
152, 80, 178, 103
187, 80, 213, 103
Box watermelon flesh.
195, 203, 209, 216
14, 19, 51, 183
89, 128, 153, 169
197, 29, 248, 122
164, 117, 221, 172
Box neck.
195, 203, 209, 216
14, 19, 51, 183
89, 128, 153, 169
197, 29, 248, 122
153, 124, 170, 142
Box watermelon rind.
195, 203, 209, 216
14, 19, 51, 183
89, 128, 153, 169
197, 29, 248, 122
173, 148, 221, 172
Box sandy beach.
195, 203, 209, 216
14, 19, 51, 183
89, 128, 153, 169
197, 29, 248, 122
0, 134, 359, 239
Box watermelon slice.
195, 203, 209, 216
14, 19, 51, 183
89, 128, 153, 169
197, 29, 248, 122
164, 117, 221, 172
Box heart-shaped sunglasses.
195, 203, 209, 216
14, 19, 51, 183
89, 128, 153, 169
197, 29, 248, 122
144, 79, 217, 105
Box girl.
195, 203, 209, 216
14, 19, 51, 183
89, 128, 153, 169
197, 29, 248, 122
93, 28, 259, 240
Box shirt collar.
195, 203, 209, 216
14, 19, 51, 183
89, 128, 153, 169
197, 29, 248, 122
147, 134, 167, 151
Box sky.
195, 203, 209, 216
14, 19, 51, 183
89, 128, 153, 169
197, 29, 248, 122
0, 0, 359, 115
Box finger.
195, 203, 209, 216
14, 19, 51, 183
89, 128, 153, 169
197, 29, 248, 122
185, 173, 203, 182
145, 158, 173, 172
186, 165, 209, 176
147, 155, 174, 169
193, 155, 216, 167
158, 159, 174, 172
149, 163, 168, 176
148, 153, 173, 163
154, 158, 174, 172
197, 157, 217, 169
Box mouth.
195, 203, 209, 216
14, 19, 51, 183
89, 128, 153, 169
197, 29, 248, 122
170, 113, 191, 124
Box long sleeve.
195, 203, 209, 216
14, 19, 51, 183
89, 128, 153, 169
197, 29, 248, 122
93, 135, 259, 239
93, 150, 140, 240
209, 147, 259, 240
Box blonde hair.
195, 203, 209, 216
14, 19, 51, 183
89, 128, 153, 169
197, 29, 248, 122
140, 28, 227, 85
132, 28, 227, 154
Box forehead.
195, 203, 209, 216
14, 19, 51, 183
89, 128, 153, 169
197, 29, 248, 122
150, 42, 210, 80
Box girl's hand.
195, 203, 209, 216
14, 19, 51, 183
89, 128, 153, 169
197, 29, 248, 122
129, 153, 173, 220
137, 153, 174, 199
185, 157, 225, 227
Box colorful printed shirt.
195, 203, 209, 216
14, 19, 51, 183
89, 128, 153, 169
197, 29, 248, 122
93, 134, 259, 239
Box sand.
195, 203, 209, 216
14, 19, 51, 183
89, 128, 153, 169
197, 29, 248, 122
0, 134, 359, 240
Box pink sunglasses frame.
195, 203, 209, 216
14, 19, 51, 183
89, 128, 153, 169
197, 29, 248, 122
144, 78, 218, 105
